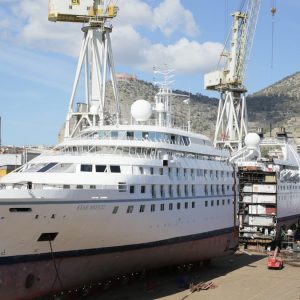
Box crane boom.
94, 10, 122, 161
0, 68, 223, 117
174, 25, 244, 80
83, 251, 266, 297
204, 0, 261, 151
236, 0, 261, 86
205, 0, 261, 91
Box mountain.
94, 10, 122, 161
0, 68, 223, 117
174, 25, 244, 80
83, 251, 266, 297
252, 72, 300, 98
61, 71, 300, 143
247, 72, 300, 140
108, 71, 300, 142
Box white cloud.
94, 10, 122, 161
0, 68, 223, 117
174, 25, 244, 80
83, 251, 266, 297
153, 0, 199, 37
1, 0, 222, 75
112, 31, 223, 73
116, 0, 153, 27
116, 0, 199, 37
112, 25, 151, 66
143, 39, 223, 73
13, 0, 81, 55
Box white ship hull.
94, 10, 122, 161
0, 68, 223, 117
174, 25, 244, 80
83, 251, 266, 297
0, 187, 237, 299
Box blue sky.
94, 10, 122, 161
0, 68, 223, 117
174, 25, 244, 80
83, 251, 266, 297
0, 0, 299, 146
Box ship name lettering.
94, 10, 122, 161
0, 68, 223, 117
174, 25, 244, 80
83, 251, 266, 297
76, 204, 105, 210
89, 204, 105, 210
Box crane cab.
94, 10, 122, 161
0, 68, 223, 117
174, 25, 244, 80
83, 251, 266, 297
48, 0, 118, 23
204, 70, 226, 90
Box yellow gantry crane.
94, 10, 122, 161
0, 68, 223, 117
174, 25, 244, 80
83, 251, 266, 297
48, 0, 120, 138
204, 0, 261, 152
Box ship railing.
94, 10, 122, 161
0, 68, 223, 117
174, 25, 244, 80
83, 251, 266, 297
2, 182, 122, 191
77, 118, 191, 132
55, 144, 224, 162
54, 148, 164, 160
260, 138, 286, 146
65, 134, 188, 147
56, 141, 185, 158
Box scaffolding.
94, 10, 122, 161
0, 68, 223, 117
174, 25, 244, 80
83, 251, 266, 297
238, 168, 277, 245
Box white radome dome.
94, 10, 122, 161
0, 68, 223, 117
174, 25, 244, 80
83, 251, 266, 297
131, 99, 152, 121
245, 133, 260, 148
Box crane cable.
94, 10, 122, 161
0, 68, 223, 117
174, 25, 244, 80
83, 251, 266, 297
271, 0, 277, 69
225, 0, 228, 36
49, 240, 64, 291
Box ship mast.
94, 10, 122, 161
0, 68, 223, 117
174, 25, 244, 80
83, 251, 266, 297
48, 0, 120, 138
153, 66, 190, 130
153, 66, 175, 128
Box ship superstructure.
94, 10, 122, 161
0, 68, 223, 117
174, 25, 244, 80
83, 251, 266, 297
0, 1, 238, 299
231, 130, 300, 246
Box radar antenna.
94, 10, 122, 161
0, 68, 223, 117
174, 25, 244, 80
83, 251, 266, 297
153, 66, 191, 130
49, 0, 120, 138
153, 66, 175, 128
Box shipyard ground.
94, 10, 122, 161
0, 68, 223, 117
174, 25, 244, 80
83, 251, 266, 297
49, 250, 300, 300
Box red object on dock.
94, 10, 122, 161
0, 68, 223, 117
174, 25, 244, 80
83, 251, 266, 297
267, 247, 283, 269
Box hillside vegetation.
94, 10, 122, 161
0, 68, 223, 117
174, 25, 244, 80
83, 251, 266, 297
105, 71, 300, 142
248, 72, 300, 140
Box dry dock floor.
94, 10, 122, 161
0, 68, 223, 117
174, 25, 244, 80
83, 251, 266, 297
82, 252, 300, 300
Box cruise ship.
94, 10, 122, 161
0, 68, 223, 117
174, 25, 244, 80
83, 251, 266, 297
0, 1, 238, 299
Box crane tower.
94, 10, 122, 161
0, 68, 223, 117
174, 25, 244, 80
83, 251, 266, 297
204, 0, 261, 151
49, 0, 120, 139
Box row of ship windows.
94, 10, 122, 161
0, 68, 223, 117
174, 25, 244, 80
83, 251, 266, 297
80, 164, 233, 179
20, 162, 233, 179
278, 185, 300, 190
278, 195, 299, 201
57, 184, 233, 198
82, 130, 192, 146
112, 199, 232, 214
120, 184, 233, 197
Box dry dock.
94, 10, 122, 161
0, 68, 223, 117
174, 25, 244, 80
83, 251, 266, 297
49, 251, 300, 300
